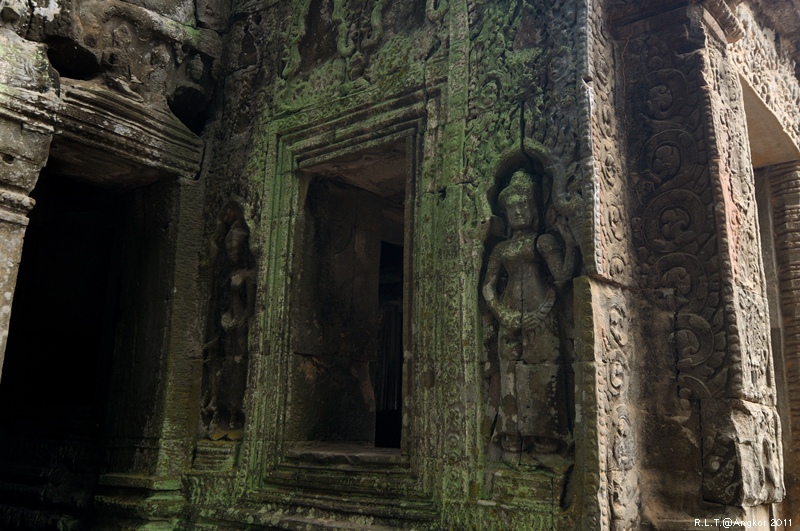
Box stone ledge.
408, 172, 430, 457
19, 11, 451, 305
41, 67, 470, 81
285, 442, 406, 467
98, 473, 181, 491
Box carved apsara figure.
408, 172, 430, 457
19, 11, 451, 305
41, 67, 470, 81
482, 169, 576, 462
200, 203, 256, 441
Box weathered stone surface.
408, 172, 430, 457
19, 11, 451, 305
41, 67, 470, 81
2, 0, 800, 528
0, 0, 210, 523
0, 220, 27, 377
0, 25, 58, 379
760, 162, 800, 520
50, 78, 204, 185
198, 200, 254, 442
702, 398, 784, 505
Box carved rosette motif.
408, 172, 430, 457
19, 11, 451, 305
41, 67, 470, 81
625, 34, 726, 401
705, 36, 776, 405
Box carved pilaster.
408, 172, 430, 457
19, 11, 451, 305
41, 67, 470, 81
615, 0, 782, 514
765, 161, 800, 517
0, 28, 58, 379
0, 194, 32, 378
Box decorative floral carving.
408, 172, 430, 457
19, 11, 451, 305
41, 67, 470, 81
621, 11, 781, 508
588, 2, 641, 527
638, 130, 699, 186
642, 190, 706, 253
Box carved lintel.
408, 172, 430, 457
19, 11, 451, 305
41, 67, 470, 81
51, 79, 204, 186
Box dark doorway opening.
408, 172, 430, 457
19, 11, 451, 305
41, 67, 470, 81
0, 171, 124, 519
374, 240, 403, 448
290, 140, 407, 451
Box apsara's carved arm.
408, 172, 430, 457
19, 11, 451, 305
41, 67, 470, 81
537, 216, 577, 283
521, 287, 556, 335
482, 251, 518, 330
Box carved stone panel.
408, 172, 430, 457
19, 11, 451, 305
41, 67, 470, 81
482, 164, 577, 469
624, 30, 728, 402
620, 8, 776, 405
199, 202, 256, 442
616, 2, 783, 509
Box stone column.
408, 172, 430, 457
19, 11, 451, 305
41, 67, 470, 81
767, 161, 800, 517
0, 28, 58, 380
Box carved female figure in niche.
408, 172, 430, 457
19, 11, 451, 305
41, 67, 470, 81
482, 169, 576, 463
200, 203, 256, 441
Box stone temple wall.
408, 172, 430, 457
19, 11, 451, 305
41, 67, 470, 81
0, 0, 799, 529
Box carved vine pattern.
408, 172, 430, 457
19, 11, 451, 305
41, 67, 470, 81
622, 13, 780, 505
624, 33, 728, 401
589, 0, 639, 527
282, 0, 385, 82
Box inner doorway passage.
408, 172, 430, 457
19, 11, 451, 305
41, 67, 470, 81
0, 172, 122, 422
291, 140, 407, 449
0, 170, 125, 515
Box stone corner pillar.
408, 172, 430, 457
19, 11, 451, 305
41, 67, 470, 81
0, 26, 59, 379
611, 0, 783, 523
